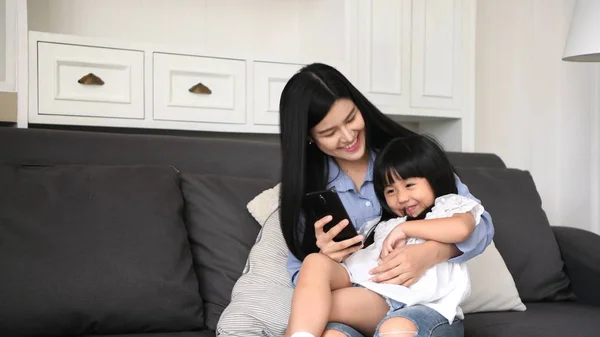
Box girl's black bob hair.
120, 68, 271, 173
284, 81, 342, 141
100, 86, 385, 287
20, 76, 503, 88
373, 134, 458, 220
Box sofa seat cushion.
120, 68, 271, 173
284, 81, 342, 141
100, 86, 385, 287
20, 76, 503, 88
93, 331, 215, 337
464, 302, 600, 337
0, 164, 203, 337
180, 173, 275, 331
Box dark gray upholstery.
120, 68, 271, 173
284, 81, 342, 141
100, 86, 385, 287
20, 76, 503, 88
1, 127, 599, 337
0, 164, 203, 336
180, 173, 276, 330
0, 128, 280, 180
92, 332, 215, 337
465, 302, 600, 337
455, 167, 573, 302
552, 226, 600, 306
449, 152, 506, 169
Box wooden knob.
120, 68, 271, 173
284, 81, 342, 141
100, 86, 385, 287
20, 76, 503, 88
77, 73, 104, 85
188, 82, 212, 94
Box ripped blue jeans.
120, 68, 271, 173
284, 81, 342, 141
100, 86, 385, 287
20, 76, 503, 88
325, 305, 463, 337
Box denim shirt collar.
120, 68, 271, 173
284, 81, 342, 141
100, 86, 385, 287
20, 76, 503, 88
327, 151, 377, 192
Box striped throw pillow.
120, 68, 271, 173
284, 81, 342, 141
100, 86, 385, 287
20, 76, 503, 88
216, 184, 292, 337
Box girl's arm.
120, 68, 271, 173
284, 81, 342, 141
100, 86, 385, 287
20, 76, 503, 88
372, 193, 482, 284
381, 213, 475, 259
399, 212, 476, 244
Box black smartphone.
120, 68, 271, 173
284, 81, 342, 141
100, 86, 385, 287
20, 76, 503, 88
302, 188, 360, 245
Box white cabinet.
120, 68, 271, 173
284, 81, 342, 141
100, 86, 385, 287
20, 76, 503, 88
28, 32, 288, 133
153, 53, 246, 124
36, 42, 144, 120
358, 0, 473, 119
0, 0, 16, 92
356, 0, 476, 150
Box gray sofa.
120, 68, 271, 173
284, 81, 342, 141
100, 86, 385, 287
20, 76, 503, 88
0, 127, 599, 337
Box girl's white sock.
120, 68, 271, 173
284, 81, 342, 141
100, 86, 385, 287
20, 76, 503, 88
290, 333, 316, 337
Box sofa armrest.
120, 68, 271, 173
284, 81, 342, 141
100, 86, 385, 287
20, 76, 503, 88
552, 226, 600, 306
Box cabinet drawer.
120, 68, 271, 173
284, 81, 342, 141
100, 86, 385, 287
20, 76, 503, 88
153, 53, 246, 124
253, 62, 302, 126
37, 42, 144, 119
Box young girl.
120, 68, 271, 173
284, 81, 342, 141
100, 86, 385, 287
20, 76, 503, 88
286, 135, 484, 337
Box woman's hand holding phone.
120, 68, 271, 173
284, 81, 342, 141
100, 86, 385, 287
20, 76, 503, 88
315, 215, 364, 262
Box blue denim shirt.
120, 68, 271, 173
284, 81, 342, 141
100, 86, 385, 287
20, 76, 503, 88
286, 152, 495, 285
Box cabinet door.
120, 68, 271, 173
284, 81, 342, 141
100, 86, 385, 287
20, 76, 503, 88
357, 0, 411, 109
0, 0, 16, 92
253, 62, 303, 126
411, 0, 464, 110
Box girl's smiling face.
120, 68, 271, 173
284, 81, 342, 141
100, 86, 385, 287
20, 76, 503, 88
383, 171, 435, 218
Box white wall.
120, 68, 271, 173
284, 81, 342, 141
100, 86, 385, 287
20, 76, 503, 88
476, 0, 600, 234
27, 0, 348, 67
0, 0, 6, 81
0, 91, 17, 122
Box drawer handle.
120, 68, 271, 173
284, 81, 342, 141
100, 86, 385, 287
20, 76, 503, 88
188, 82, 212, 95
78, 73, 105, 86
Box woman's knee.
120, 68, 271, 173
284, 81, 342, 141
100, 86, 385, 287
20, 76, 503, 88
378, 317, 418, 336
321, 329, 349, 337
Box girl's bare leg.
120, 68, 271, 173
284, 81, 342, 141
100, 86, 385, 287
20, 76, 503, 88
285, 253, 352, 337
327, 287, 390, 336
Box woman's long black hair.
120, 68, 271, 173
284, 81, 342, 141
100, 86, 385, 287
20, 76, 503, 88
279, 63, 416, 261
373, 135, 458, 221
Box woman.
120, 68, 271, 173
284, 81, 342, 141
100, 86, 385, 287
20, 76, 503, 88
279, 63, 494, 337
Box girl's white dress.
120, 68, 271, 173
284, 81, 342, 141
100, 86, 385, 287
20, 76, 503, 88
342, 194, 485, 323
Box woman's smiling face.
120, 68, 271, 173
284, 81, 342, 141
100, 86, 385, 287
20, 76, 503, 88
310, 98, 367, 163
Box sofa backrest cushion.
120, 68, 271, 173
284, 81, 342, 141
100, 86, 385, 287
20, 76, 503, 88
447, 152, 506, 169
180, 173, 276, 330
455, 166, 574, 302
0, 128, 281, 181
0, 164, 204, 336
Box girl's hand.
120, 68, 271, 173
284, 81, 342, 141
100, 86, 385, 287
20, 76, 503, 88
315, 215, 364, 262
369, 241, 446, 286
380, 226, 407, 259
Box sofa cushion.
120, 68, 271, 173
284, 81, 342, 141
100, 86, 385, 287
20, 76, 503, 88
464, 302, 600, 337
455, 167, 573, 302
180, 173, 275, 331
0, 164, 203, 337
93, 332, 215, 337
461, 240, 526, 313
217, 184, 293, 337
